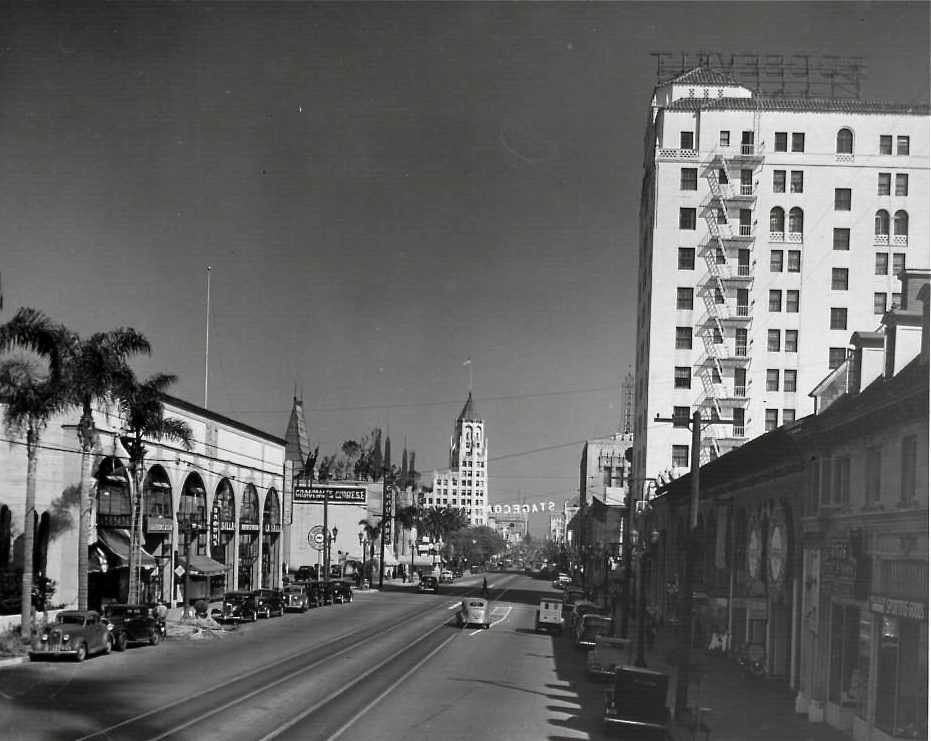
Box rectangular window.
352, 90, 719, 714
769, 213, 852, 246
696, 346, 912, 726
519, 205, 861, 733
787, 250, 801, 272
832, 268, 849, 290
876, 253, 889, 275
829, 347, 847, 369
835, 188, 852, 210
712, 327, 723, 344
769, 290, 782, 312
786, 290, 800, 313
865, 446, 882, 503
672, 445, 690, 468
833, 228, 850, 251
830, 307, 848, 330
901, 435, 917, 502
878, 173, 891, 196
775, 132, 788, 152
766, 369, 780, 392
719, 131, 730, 146
736, 328, 748, 356
674, 367, 692, 389
675, 327, 692, 350
672, 406, 690, 428
896, 135, 910, 155
892, 292, 902, 309
773, 170, 786, 193
819, 458, 833, 506
790, 170, 804, 193
833, 457, 851, 505
767, 329, 781, 352
676, 287, 694, 310
784, 369, 797, 392
786, 330, 798, 353
734, 367, 746, 396
714, 287, 724, 304
678, 247, 695, 270
732, 407, 745, 437
895, 173, 909, 196
783, 409, 796, 425
680, 168, 698, 190
879, 135, 893, 155
874, 292, 887, 315
892, 253, 906, 275
765, 409, 779, 432
679, 208, 697, 230
792, 132, 805, 152
770, 250, 784, 272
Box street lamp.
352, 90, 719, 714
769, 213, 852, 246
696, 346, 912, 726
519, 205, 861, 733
327, 526, 338, 579
178, 518, 204, 619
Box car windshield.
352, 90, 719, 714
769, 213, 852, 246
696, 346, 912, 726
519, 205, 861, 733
59, 615, 86, 625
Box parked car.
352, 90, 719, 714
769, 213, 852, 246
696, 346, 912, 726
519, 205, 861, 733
295, 565, 316, 582
568, 600, 602, 633
576, 613, 614, 650
418, 576, 440, 593
455, 598, 490, 629
534, 598, 564, 634
452, 567, 463, 578
586, 635, 630, 680
301, 581, 324, 608
29, 610, 113, 662
439, 570, 455, 584
251, 589, 285, 618
211, 591, 258, 623
603, 666, 671, 739
552, 572, 572, 589
469, 564, 482, 574
102, 603, 161, 650
561, 587, 588, 619
283, 584, 310, 613
323, 580, 354, 605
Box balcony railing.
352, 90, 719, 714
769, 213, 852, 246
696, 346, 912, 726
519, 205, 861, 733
787, 231, 803, 243
875, 234, 890, 246
735, 344, 748, 356
770, 231, 784, 242
734, 385, 747, 397
657, 147, 699, 160
893, 234, 908, 246
835, 153, 855, 163
738, 224, 753, 237
736, 305, 750, 317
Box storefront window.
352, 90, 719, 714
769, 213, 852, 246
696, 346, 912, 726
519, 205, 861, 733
829, 603, 860, 707
875, 616, 928, 739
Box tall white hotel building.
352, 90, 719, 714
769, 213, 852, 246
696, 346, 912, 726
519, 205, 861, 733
429, 393, 488, 526
632, 64, 929, 489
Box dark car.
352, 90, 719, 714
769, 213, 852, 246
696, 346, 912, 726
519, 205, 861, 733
323, 580, 354, 605
30, 610, 113, 662
211, 591, 258, 623
282, 584, 310, 613
102, 603, 161, 650
251, 589, 285, 618
418, 576, 439, 593
300, 581, 324, 608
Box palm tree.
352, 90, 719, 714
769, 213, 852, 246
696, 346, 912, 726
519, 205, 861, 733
63, 327, 152, 610
117, 373, 193, 604
0, 309, 71, 639
358, 518, 383, 583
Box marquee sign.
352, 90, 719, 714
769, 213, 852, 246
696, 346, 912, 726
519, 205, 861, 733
294, 485, 367, 504
869, 595, 927, 621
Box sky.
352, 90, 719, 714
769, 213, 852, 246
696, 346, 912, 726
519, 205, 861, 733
1, 2, 928, 536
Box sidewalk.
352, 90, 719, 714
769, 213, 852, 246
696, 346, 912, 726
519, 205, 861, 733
628, 622, 851, 741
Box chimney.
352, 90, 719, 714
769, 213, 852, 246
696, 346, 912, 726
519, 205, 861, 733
883, 269, 930, 378
849, 331, 885, 393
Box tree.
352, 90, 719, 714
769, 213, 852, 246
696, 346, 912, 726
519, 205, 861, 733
61, 326, 152, 610
0, 309, 70, 638
116, 373, 193, 604
358, 518, 383, 581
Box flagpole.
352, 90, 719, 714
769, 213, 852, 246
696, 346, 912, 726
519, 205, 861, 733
204, 266, 211, 409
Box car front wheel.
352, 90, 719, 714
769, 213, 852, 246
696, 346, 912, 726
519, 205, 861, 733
150, 631, 161, 646
115, 632, 128, 651
74, 642, 87, 662
103, 635, 113, 655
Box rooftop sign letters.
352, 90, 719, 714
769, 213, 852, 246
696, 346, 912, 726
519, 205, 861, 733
293, 485, 367, 504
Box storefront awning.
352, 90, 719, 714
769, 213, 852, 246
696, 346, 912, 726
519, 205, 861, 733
96, 528, 156, 569
185, 554, 230, 576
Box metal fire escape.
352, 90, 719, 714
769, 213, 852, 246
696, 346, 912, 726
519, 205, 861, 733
697, 126, 763, 462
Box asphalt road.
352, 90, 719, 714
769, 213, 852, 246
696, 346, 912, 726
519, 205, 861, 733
0, 573, 611, 741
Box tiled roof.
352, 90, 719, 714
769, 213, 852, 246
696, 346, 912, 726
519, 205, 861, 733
662, 66, 743, 88
666, 95, 930, 115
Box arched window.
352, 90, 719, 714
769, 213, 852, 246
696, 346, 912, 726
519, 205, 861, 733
894, 210, 909, 236
769, 207, 785, 233
788, 207, 804, 235
836, 128, 854, 154
875, 210, 890, 236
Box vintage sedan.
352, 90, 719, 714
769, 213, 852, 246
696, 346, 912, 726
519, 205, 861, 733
30, 610, 113, 662
576, 613, 615, 650
282, 584, 310, 613
251, 589, 285, 618
102, 603, 161, 650
211, 591, 258, 623
455, 598, 490, 629
417, 576, 439, 593
323, 580, 354, 605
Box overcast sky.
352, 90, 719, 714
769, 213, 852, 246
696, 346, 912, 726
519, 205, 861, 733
2, 2, 928, 534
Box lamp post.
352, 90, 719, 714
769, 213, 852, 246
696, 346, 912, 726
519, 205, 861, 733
178, 518, 203, 619
327, 526, 338, 579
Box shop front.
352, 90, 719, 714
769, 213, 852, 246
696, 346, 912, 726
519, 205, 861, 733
261, 489, 281, 588
239, 484, 261, 590
210, 479, 237, 594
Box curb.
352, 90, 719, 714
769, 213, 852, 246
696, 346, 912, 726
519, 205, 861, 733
0, 656, 28, 668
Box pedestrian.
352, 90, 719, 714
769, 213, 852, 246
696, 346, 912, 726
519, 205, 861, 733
646, 613, 657, 651
482, 577, 490, 597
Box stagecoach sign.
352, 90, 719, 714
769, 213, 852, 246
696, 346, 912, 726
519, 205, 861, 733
293, 485, 367, 504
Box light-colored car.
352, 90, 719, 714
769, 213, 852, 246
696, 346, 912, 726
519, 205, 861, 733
283, 584, 310, 612
534, 598, 564, 633
439, 570, 455, 583
586, 635, 630, 679
552, 572, 571, 589
30, 610, 113, 662
576, 613, 614, 649
456, 598, 490, 629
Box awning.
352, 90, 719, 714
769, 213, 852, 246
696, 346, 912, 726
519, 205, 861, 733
96, 528, 156, 569
185, 554, 230, 576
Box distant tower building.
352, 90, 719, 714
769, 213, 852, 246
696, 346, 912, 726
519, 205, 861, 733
283, 395, 312, 473
429, 393, 488, 526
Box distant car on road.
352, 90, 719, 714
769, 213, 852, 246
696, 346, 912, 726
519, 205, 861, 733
469, 564, 482, 574
102, 603, 161, 650
30, 610, 113, 662
212, 591, 258, 623
439, 570, 455, 583
418, 576, 440, 593
552, 572, 571, 589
